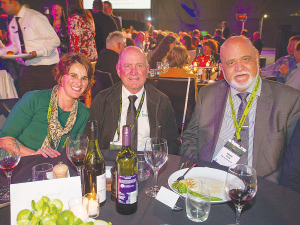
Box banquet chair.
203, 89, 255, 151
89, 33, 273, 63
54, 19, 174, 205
157, 77, 196, 133
0, 98, 19, 129
91, 70, 114, 99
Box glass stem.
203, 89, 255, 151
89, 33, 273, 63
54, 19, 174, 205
5, 171, 12, 186
153, 169, 158, 187
235, 204, 243, 225
76, 166, 81, 176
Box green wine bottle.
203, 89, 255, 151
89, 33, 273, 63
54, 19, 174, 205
116, 125, 138, 215
83, 120, 106, 206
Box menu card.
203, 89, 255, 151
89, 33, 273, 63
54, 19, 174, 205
10, 177, 81, 225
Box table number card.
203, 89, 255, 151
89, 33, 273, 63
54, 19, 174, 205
10, 176, 81, 225
155, 186, 180, 208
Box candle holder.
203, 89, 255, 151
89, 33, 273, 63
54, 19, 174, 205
84, 193, 100, 218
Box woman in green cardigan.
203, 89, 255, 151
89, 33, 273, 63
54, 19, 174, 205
0, 52, 94, 158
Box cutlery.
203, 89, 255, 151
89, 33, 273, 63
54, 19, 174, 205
175, 161, 198, 183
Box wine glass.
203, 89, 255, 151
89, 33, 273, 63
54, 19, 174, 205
66, 134, 89, 176
144, 137, 168, 197
0, 137, 21, 201
225, 164, 257, 225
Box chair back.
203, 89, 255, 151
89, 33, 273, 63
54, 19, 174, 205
0, 98, 19, 129
157, 77, 196, 132
92, 70, 114, 99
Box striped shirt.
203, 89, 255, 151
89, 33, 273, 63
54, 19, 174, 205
213, 76, 262, 166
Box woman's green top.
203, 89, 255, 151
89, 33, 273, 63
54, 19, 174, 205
0, 89, 90, 152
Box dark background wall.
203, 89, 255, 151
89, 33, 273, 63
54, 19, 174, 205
3, 0, 300, 48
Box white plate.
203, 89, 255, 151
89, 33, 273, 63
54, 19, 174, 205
2, 53, 30, 59
168, 167, 230, 204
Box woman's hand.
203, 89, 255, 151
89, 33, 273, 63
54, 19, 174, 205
35, 148, 61, 158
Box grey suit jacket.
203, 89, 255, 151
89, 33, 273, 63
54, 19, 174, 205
180, 79, 300, 182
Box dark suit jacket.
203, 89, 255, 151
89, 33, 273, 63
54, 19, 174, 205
279, 118, 300, 193
181, 79, 300, 182
92, 11, 119, 54
112, 15, 121, 31
86, 82, 180, 154
253, 39, 264, 54
95, 48, 121, 84
223, 26, 230, 39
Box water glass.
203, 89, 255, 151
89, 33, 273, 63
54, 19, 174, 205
69, 196, 89, 222
156, 62, 162, 75
149, 69, 156, 77
32, 163, 53, 181
84, 193, 100, 218
186, 186, 211, 222
136, 152, 150, 181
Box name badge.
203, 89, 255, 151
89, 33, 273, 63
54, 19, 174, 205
213, 139, 247, 166
110, 141, 121, 150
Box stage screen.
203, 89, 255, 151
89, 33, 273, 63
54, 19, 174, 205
83, 0, 151, 9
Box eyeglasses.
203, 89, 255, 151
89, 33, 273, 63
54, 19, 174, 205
119, 42, 127, 48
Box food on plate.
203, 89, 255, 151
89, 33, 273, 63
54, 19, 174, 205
16, 196, 112, 225
172, 177, 223, 201
53, 161, 69, 178
6, 51, 14, 55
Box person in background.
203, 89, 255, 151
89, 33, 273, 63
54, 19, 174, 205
149, 33, 165, 51
131, 31, 138, 40
50, 4, 69, 56
203, 34, 212, 40
240, 29, 249, 38
213, 28, 226, 52
1, 30, 8, 46
159, 45, 198, 97
181, 36, 300, 183
221, 21, 230, 39
147, 21, 155, 36
284, 41, 300, 90
92, 0, 118, 54
252, 31, 263, 54
134, 32, 145, 50
261, 35, 300, 83
192, 29, 201, 47
126, 37, 135, 47
0, 0, 60, 97
181, 35, 195, 50
202, 39, 220, 63
0, 53, 93, 158
95, 31, 126, 85
67, 0, 98, 62
149, 35, 176, 69
86, 46, 179, 154
103, 1, 121, 31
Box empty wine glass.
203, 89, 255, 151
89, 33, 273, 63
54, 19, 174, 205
225, 164, 257, 225
144, 137, 168, 197
66, 134, 89, 176
0, 137, 21, 201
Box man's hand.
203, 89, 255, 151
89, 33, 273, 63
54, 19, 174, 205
24, 51, 37, 60
279, 62, 289, 76
35, 148, 61, 158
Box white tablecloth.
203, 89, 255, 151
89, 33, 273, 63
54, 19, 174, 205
0, 70, 18, 99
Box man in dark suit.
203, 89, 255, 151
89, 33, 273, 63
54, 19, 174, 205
252, 31, 263, 54
213, 28, 226, 53
104, 1, 122, 31
181, 36, 300, 183
95, 31, 125, 85
92, 0, 119, 54
221, 21, 230, 39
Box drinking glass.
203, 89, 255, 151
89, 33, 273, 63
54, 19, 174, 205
32, 163, 53, 181
69, 196, 89, 222
186, 186, 211, 222
136, 152, 150, 181
144, 137, 168, 197
66, 134, 89, 176
0, 137, 21, 201
156, 62, 162, 75
225, 164, 257, 225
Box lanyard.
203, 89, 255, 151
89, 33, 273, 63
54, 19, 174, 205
116, 89, 145, 141
46, 99, 77, 149
229, 75, 260, 140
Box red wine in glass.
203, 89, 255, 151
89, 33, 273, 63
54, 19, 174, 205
229, 188, 253, 206
71, 154, 85, 167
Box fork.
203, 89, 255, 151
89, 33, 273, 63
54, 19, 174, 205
175, 161, 198, 183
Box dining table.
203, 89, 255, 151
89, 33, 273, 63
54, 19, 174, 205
1, 150, 300, 225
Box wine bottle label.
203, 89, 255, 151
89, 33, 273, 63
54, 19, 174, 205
97, 173, 106, 203
117, 174, 137, 204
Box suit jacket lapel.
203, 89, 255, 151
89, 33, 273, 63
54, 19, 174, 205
253, 79, 274, 168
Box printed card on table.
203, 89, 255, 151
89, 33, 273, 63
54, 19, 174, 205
10, 176, 81, 225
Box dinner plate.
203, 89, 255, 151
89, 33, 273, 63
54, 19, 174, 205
2, 54, 30, 59
168, 167, 230, 204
